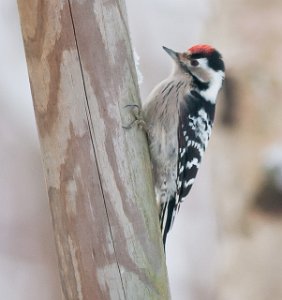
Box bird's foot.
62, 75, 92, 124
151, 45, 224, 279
123, 104, 148, 132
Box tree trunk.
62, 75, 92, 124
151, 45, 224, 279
17, 1, 169, 299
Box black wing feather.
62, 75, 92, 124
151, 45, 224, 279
160, 91, 215, 247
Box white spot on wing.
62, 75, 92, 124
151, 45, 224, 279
186, 158, 199, 169
184, 179, 194, 188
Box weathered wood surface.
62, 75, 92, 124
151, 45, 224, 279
17, 1, 169, 299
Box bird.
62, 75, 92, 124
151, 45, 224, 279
142, 44, 225, 248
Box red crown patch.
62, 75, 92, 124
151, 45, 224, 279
188, 44, 214, 55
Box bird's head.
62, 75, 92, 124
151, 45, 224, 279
163, 44, 225, 88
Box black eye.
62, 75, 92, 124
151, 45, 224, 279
191, 60, 199, 67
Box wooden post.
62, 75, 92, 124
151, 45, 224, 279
17, 1, 169, 299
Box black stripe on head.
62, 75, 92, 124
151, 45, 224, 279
191, 75, 210, 91
191, 50, 225, 72
207, 50, 225, 72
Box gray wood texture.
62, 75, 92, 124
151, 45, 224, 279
17, 0, 170, 299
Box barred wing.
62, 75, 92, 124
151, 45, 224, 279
160, 92, 215, 247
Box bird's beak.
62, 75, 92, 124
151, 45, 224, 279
162, 46, 179, 61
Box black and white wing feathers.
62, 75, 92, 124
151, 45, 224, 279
160, 91, 215, 247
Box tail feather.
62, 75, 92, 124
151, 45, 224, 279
159, 197, 177, 250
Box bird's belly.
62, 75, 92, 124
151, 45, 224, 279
149, 124, 178, 202
150, 124, 178, 166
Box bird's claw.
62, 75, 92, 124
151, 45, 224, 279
122, 104, 148, 132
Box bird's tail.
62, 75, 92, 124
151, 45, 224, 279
159, 197, 177, 250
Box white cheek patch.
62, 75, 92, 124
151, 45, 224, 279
197, 58, 209, 68
200, 70, 224, 103
191, 58, 211, 82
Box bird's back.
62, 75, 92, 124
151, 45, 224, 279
143, 75, 192, 205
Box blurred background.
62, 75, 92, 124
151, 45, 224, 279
1, 0, 282, 299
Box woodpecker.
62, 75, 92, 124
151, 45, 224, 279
142, 44, 225, 247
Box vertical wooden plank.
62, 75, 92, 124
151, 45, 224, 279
17, 0, 170, 299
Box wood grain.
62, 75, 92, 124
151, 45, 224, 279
17, 0, 170, 299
